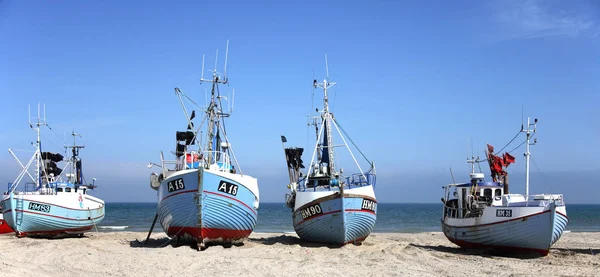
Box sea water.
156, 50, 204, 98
97, 202, 600, 233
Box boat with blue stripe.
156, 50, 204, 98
441, 117, 568, 256
1, 106, 105, 237
148, 43, 259, 250
282, 59, 377, 245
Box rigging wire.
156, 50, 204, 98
308, 69, 315, 150
478, 133, 534, 163
332, 118, 371, 165
493, 130, 521, 155
46, 124, 66, 145
39, 132, 65, 153
530, 155, 555, 194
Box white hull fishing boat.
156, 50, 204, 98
441, 118, 568, 256
1, 105, 105, 237
148, 42, 259, 250
282, 57, 377, 245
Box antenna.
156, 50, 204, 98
325, 54, 330, 80
204, 87, 208, 107
223, 39, 229, 81
231, 89, 235, 113
201, 54, 205, 81
470, 138, 474, 159
214, 49, 219, 75
521, 104, 524, 129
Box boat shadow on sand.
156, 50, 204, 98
551, 247, 599, 256
409, 243, 548, 259
248, 234, 346, 249
128, 237, 245, 250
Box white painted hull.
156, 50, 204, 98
0, 192, 105, 237
292, 185, 377, 244
442, 202, 568, 255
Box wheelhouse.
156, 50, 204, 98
443, 172, 505, 218
52, 182, 90, 195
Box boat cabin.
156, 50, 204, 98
443, 172, 505, 218
51, 182, 90, 195
171, 131, 236, 174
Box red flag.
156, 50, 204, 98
503, 152, 515, 165
487, 144, 494, 154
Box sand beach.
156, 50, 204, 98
1, 231, 598, 277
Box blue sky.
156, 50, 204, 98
1, 0, 598, 203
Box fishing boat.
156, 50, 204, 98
281, 58, 377, 245
0, 105, 105, 237
441, 117, 568, 256
147, 42, 259, 250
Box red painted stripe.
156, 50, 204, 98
443, 209, 551, 228
296, 210, 341, 225
346, 209, 376, 215
161, 190, 257, 216
167, 226, 252, 241
296, 208, 376, 225
204, 191, 257, 216
344, 235, 369, 245
161, 189, 197, 202
11, 198, 102, 212
556, 211, 569, 220
15, 209, 104, 221
445, 235, 550, 256
16, 226, 93, 237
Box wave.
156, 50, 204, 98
98, 225, 129, 230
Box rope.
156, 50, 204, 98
577, 232, 595, 255
88, 208, 99, 233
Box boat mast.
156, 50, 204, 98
30, 103, 48, 187
314, 55, 336, 176
66, 132, 85, 184
467, 156, 477, 174
521, 117, 537, 197
200, 41, 229, 165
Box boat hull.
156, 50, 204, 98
0, 193, 105, 237
0, 214, 14, 234
156, 167, 259, 244
441, 203, 568, 256
292, 185, 376, 244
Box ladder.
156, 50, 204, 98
15, 196, 24, 227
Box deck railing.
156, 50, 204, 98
162, 150, 233, 173
346, 172, 376, 188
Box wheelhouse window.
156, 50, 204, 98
484, 188, 492, 198
495, 189, 502, 196
65, 188, 72, 193
56, 188, 63, 192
